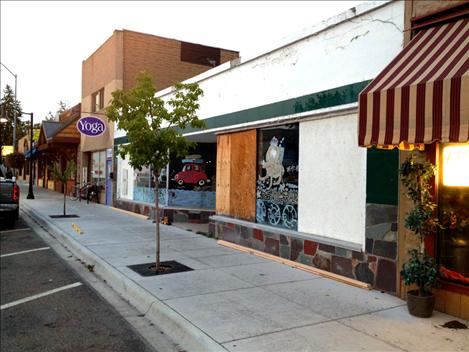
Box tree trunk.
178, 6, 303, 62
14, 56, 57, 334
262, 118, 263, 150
154, 173, 160, 272
63, 182, 67, 216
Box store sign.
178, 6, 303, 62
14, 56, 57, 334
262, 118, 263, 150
76, 116, 106, 137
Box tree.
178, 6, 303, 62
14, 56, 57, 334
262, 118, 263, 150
50, 160, 77, 216
0, 85, 26, 149
57, 100, 68, 113
44, 100, 69, 121
44, 111, 55, 121
106, 72, 204, 272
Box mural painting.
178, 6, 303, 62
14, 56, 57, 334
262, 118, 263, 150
256, 124, 298, 230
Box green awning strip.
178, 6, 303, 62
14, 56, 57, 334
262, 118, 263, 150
115, 80, 370, 145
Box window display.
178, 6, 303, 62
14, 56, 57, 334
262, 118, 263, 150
116, 143, 217, 210
134, 165, 152, 203
91, 151, 106, 186
167, 143, 216, 209
438, 144, 469, 285
256, 124, 299, 230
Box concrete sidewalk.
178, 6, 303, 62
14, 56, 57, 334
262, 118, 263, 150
16, 185, 469, 352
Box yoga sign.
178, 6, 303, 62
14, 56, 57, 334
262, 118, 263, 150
76, 116, 106, 137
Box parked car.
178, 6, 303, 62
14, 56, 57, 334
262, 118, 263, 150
0, 164, 20, 228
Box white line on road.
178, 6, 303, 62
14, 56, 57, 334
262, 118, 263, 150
1, 282, 83, 310
1, 247, 50, 258
0, 228, 31, 234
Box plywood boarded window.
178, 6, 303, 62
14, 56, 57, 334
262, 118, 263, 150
216, 130, 257, 221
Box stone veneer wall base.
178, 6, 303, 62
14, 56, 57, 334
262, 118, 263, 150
211, 214, 397, 294
113, 199, 215, 224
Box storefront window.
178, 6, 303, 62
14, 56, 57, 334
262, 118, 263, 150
167, 143, 216, 209
116, 142, 216, 210
256, 124, 299, 230
438, 144, 469, 285
91, 150, 106, 186
134, 165, 153, 203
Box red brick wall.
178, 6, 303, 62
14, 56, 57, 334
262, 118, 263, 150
82, 31, 124, 99
122, 30, 239, 91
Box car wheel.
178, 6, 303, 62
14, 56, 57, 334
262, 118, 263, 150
177, 179, 184, 186
198, 179, 205, 187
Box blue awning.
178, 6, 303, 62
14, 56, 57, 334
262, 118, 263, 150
25, 147, 40, 159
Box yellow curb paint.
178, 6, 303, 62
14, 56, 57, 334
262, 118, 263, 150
72, 223, 83, 235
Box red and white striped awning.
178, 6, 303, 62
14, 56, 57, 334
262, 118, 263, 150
358, 18, 469, 147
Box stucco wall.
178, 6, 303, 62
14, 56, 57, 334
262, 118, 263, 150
81, 79, 121, 152
298, 113, 367, 247
156, 1, 404, 122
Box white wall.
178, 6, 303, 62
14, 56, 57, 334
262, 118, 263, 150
298, 113, 367, 247
156, 1, 404, 121
116, 154, 134, 200
117, 1, 404, 138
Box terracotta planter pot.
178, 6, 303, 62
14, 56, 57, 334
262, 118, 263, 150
406, 289, 435, 318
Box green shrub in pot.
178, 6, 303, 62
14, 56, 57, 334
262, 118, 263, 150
400, 155, 441, 317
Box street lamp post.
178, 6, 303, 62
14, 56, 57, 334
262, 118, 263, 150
0, 114, 7, 164
21, 111, 35, 199
0, 63, 18, 152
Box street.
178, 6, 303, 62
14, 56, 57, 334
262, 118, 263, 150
1, 216, 161, 352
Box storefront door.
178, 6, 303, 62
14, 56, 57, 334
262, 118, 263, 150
106, 158, 112, 205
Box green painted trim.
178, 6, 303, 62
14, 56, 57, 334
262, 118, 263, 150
366, 148, 399, 206
114, 136, 128, 145
182, 80, 370, 134
114, 80, 370, 145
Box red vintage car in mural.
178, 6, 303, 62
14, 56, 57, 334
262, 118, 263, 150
173, 160, 211, 187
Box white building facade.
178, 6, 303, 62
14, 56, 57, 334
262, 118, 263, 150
116, 1, 405, 292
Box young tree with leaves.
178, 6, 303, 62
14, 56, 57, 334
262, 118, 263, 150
50, 161, 77, 216
106, 72, 204, 272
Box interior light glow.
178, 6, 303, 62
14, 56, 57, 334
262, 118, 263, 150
443, 144, 469, 187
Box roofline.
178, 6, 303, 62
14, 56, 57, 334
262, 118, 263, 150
156, 0, 392, 97
82, 28, 239, 63
120, 28, 239, 54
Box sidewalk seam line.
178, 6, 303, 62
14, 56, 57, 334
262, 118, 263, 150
20, 203, 225, 351
220, 304, 407, 348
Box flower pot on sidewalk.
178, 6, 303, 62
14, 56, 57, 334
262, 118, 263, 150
406, 289, 435, 318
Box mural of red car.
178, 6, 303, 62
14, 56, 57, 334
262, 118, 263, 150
173, 160, 211, 187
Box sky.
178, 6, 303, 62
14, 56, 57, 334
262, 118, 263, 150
1, 0, 365, 125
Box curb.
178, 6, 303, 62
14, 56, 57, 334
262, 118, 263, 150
21, 202, 225, 352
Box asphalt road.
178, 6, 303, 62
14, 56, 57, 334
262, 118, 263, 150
0, 217, 156, 352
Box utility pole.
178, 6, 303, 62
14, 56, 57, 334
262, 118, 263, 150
20, 111, 35, 199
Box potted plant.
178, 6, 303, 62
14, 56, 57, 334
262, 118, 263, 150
400, 155, 441, 318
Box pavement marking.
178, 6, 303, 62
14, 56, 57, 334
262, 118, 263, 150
0, 227, 31, 234
1, 282, 83, 310
0, 247, 50, 258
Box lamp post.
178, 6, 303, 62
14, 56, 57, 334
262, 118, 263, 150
20, 111, 34, 199
0, 114, 7, 164
0, 63, 18, 152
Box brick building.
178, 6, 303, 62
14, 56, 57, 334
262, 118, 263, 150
79, 29, 239, 204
